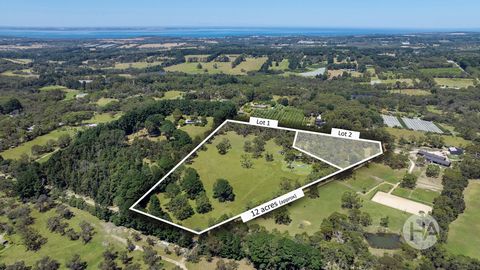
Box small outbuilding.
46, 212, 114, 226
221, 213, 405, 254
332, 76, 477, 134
448, 147, 463, 155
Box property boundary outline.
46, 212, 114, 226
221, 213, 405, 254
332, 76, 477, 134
130, 119, 383, 234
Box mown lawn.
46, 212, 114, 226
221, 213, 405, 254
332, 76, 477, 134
446, 181, 480, 259
158, 130, 335, 231
178, 117, 214, 139
392, 187, 439, 206
346, 163, 405, 188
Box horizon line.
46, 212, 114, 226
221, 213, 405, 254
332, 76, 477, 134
0, 26, 479, 31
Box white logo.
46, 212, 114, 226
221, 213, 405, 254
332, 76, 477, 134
402, 213, 440, 250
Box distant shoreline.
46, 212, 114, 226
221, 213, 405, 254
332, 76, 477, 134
0, 27, 478, 39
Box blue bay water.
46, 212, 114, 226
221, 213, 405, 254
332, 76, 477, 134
0, 27, 435, 39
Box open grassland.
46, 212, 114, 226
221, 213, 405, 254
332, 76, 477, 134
344, 163, 405, 192
1, 69, 39, 78
389, 89, 431, 96
0, 204, 176, 269
96, 97, 119, 106
82, 112, 123, 125
1, 113, 121, 160
39, 85, 81, 101
328, 69, 363, 78
158, 131, 331, 231
108, 61, 163, 70
269, 59, 289, 71
252, 163, 409, 235
385, 127, 471, 147
184, 54, 210, 60
426, 105, 445, 114
366, 67, 377, 76
252, 170, 411, 236
420, 67, 464, 77
187, 258, 254, 270
164, 114, 213, 139
178, 117, 214, 139
165, 57, 267, 75
2, 58, 33, 64
159, 90, 183, 100
434, 78, 476, 88
252, 105, 311, 127
371, 78, 415, 86
251, 180, 348, 235
446, 181, 480, 260
391, 187, 439, 206
0, 127, 80, 160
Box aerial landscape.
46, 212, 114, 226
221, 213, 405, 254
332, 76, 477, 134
0, 1, 480, 269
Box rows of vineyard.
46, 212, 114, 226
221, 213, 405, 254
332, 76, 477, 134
252, 105, 311, 127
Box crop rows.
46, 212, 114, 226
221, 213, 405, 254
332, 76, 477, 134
253, 106, 308, 127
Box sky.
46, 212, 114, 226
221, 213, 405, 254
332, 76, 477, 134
1, 0, 479, 29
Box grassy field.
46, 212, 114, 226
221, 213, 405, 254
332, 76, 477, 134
446, 181, 480, 259
187, 258, 254, 270
107, 61, 163, 70
366, 67, 377, 76
96, 97, 119, 106
164, 114, 213, 139
160, 90, 183, 100
1, 69, 39, 78
82, 112, 123, 125
252, 176, 411, 235
353, 163, 404, 185
269, 59, 289, 71
391, 187, 439, 206
252, 105, 312, 127
328, 69, 363, 78
426, 105, 444, 114
2, 58, 33, 64
0, 127, 80, 160
0, 113, 120, 161
157, 130, 334, 231
434, 78, 476, 88
39, 85, 81, 101
389, 89, 431, 96
178, 117, 214, 139
251, 180, 348, 235
385, 127, 471, 147
165, 57, 267, 75
377, 78, 415, 86
419, 68, 464, 77
0, 204, 177, 269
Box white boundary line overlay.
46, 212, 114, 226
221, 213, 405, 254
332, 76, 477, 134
130, 119, 383, 235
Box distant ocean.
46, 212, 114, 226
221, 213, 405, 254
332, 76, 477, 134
0, 27, 458, 39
